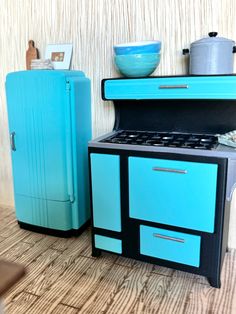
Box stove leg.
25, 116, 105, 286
92, 247, 102, 257
208, 276, 221, 288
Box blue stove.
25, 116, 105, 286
89, 75, 236, 288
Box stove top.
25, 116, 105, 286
100, 130, 218, 150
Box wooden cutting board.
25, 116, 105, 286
26, 40, 39, 70
0, 260, 25, 296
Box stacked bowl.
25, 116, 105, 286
113, 41, 161, 77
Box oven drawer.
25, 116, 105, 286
140, 225, 201, 267
94, 234, 122, 254
129, 157, 218, 233
104, 76, 236, 100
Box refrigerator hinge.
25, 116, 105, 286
66, 81, 71, 91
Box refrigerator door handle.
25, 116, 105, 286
10, 132, 16, 151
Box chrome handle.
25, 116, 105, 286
153, 233, 185, 243
159, 85, 189, 89
152, 167, 187, 174
10, 132, 16, 151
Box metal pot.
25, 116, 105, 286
183, 32, 236, 75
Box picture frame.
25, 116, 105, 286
45, 43, 73, 69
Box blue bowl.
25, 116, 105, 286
114, 41, 161, 55
114, 53, 161, 77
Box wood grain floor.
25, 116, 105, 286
0, 206, 235, 314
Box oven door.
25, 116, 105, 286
128, 156, 218, 233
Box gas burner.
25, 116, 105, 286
101, 131, 218, 150
200, 138, 214, 143
194, 145, 208, 150
162, 136, 174, 140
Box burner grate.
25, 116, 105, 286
100, 130, 218, 150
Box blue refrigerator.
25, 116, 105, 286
6, 70, 91, 236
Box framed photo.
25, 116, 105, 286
45, 44, 73, 69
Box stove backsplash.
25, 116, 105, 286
114, 99, 236, 135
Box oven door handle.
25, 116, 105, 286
152, 167, 187, 174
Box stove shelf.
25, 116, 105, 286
103, 76, 236, 100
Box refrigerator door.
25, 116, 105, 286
6, 71, 73, 202
68, 76, 91, 229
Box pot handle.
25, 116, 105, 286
233, 46, 236, 53
182, 49, 189, 55
209, 32, 218, 37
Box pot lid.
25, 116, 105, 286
192, 32, 235, 45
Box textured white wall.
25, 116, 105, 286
0, 0, 236, 247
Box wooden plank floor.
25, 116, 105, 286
0, 206, 235, 314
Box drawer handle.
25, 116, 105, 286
152, 167, 187, 174
153, 233, 185, 243
159, 85, 189, 89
